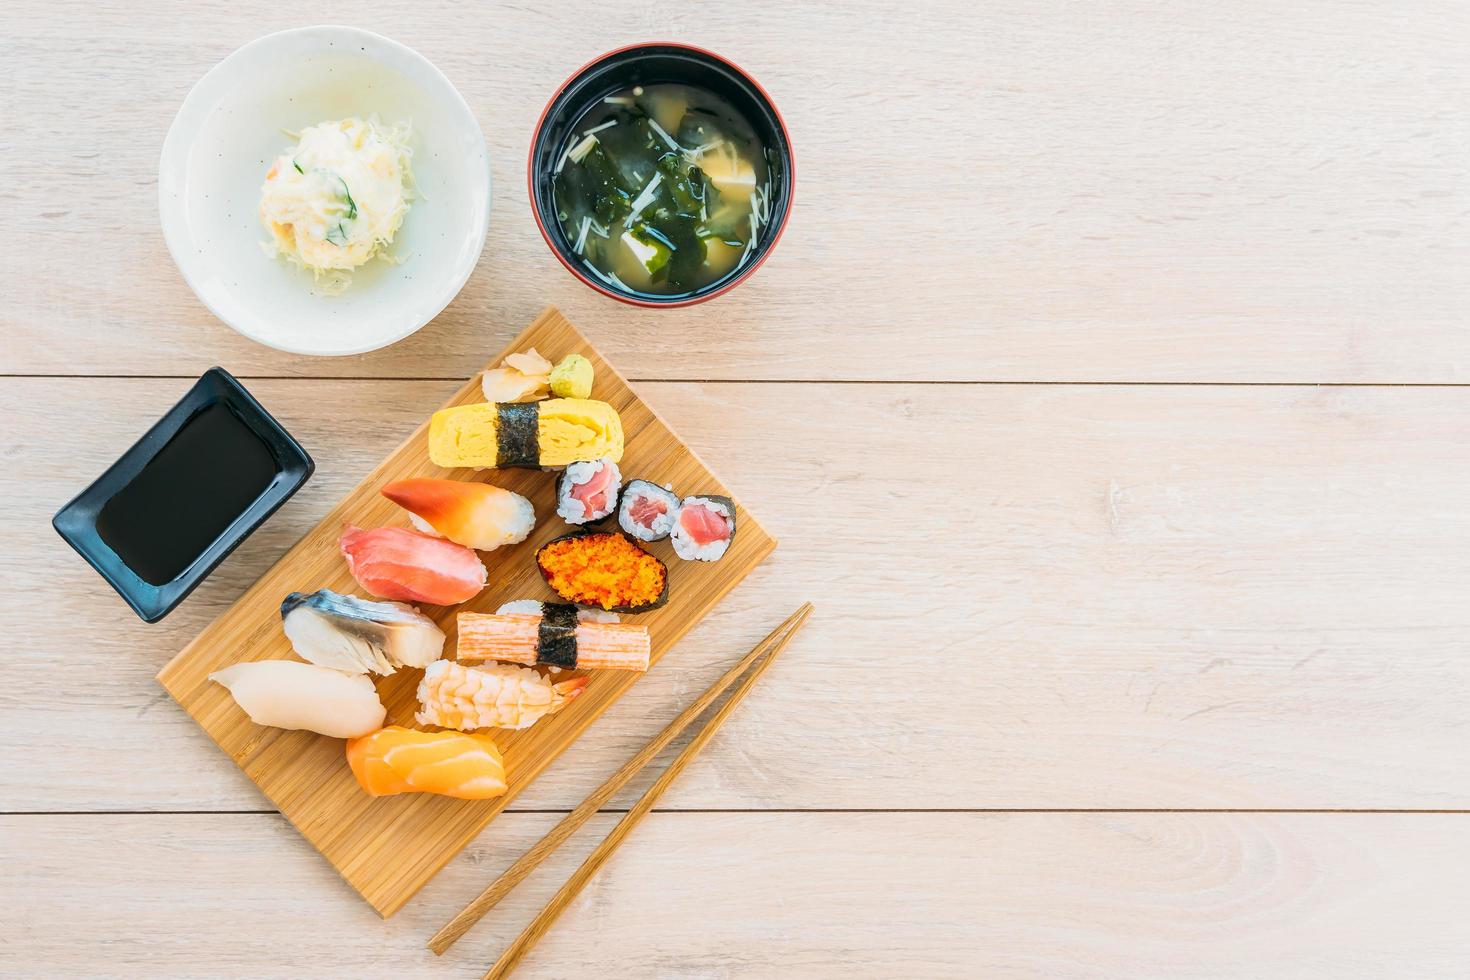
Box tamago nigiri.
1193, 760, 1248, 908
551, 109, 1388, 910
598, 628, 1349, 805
340, 525, 487, 605
381, 477, 535, 552
347, 727, 507, 800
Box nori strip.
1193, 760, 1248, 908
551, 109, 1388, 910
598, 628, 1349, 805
495, 402, 540, 468
536, 602, 580, 668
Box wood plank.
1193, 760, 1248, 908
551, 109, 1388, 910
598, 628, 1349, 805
8, 379, 1470, 813
3, 0, 1468, 381
150, 309, 773, 916
6, 812, 1470, 977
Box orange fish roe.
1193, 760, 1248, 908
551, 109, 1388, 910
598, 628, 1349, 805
536, 532, 668, 611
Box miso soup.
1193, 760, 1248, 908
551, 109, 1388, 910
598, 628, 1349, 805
551, 82, 776, 298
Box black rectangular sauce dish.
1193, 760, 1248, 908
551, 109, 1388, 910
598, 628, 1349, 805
53, 368, 313, 622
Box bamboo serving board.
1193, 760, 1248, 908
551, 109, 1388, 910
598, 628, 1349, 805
157, 306, 775, 917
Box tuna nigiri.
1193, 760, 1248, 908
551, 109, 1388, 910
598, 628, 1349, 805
281, 589, 444, 675
210, 660, 386, 738
381, 477, 536, 552
347, 727, 507, 800
416, 660, 588, 731
340, 525, 487, 605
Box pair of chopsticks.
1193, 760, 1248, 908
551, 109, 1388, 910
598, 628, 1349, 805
428, 602, 814, 978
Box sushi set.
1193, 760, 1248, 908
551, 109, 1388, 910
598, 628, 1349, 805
156, 307, 775, 916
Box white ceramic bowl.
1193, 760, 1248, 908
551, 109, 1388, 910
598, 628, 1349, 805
159, 26, 491, 355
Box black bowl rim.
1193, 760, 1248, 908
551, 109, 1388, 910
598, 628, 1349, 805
527, 41, 795, 308
51, 368, 314, 622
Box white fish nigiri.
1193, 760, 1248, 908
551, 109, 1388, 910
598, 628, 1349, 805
209, 661, 386, 738
281, 589, 444, 675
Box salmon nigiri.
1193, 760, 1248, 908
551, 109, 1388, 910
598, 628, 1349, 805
339, 525, 487, 605
381, 477, 536, 551
347, 727, 507, 800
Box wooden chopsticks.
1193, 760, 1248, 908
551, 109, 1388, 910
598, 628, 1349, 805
427, 602, 813, 974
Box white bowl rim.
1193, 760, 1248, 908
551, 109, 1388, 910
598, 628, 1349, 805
158, 24, 492, 356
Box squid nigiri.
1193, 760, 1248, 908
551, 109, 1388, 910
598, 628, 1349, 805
381, 477, 536, 552
340, 525, 487, 605
209, 660, 386, 738
281, 589, 444, 675
347, 726, 507, 800
415, 660, 587, 731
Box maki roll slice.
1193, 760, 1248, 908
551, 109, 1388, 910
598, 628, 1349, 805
617, 480, 680, 542
556, 458, 622, 525
671, 494, 737, 562
536, 530, 670, 612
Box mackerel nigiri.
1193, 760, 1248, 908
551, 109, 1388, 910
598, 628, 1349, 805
340, 525, 487, 606
347, 727, 507, 800
281, 589, 444, 675
381, 477, 536, 552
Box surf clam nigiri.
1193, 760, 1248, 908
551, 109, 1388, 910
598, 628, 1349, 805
347, 727, 507, 800
381, 477, 536, 552
281, 589, 444, 675
209, 660, 386, 738
415, 660, 587, 731
339, 525, 487, 606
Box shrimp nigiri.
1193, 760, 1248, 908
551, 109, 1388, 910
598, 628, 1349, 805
347, 726, 507, 800
415, 660, 587, 731
339, 525, 487, 605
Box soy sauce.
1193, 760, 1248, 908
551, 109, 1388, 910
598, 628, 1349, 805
96, 402, 277, 585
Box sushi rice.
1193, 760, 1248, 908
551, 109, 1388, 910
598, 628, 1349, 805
496, 598, 619, 624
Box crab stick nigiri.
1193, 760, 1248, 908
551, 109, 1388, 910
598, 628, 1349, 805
347, 727, 507, 800
339, 525, 487, 606
381, 477, 536, 552
415, 660, 588, 731
458, 607, 650, 672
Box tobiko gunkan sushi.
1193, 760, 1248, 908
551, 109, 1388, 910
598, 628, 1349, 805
535, 530, 669, 612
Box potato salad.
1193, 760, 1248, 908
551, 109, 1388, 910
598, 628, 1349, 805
259, 117, 412, 293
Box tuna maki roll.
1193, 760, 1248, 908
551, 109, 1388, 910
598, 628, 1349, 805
556, 458, 622, 525
618, 480, 680, 542
671, 494, 736, 562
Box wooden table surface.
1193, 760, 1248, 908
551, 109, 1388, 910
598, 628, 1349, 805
4, 1, 1469, 976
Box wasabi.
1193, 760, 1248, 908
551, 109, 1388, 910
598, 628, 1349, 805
549, 354, 594, 399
